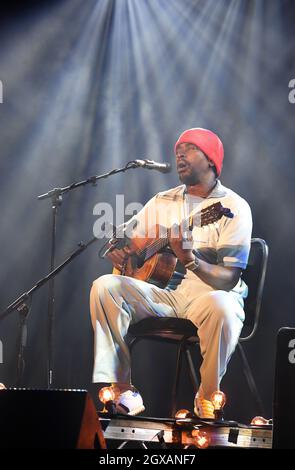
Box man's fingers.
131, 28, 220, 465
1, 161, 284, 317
113, 262, 123, 271
108, 253, 123, 271
169, 223, 182, 240
107, 252, 124, 264
106, 248, 130, 270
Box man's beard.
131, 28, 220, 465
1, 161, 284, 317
178, 169, 200, 186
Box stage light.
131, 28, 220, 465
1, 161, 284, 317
191, 429, 211, 449
175, 409, 191, 419
250, 416, 270, 426
211, 390, 226, 421
98, 386, 116, 414
98, 386, 115, 405
0, 383, 6, 390
211, 390, 226, 410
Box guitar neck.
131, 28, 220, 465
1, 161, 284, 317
141, 234, 169, 261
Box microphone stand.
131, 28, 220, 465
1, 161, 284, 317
36, 160, 144, 389
0, 237, 99, 386
16, 303, 30, 387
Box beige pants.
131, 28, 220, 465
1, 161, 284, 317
90, 273, 245, 400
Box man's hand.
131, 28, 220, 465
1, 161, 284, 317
168, 223, 195, 266
105, 245, 131, 271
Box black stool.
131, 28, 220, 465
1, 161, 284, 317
128, 238, 269, 417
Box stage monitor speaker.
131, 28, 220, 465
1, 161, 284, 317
273, 327, 295, 449
0, 388, 106, 449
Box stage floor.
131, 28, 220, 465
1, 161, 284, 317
100, 415, 272, 449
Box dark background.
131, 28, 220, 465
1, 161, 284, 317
0, 0, 294, 423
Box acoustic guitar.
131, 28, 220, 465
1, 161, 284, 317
111, 202, 233, 288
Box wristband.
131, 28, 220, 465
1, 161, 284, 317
184, 256, 200, 273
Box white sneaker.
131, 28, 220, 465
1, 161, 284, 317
115, 389, 145, 416
194, 395, 215, 419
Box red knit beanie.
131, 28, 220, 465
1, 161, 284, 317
174, 127, 224, 176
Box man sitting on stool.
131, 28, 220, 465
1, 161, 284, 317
90, 128, 252, 418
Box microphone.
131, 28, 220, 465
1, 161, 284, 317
133, 159, 171, 173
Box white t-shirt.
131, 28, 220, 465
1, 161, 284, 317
125, 180, 253, 299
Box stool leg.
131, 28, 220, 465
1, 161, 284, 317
237, 342, 265, 416
185, 347, 199, 394
171, 342, 183, 417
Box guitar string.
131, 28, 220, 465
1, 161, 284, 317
134, 205, 217, 259
121, 204, 220, 272
137, 209, 212, 259
128, 203, 219, 261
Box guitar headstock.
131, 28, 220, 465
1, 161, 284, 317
200, 202, 234, 227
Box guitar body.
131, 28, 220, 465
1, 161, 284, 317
112, 226, 178, 287
113, 250, 177, 288
110, 202, 233, 288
